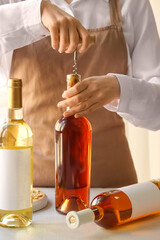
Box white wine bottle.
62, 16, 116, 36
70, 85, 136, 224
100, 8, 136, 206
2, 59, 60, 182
0, 78, 33, 228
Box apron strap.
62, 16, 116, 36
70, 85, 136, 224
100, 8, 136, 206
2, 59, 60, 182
109, 0, 122, 27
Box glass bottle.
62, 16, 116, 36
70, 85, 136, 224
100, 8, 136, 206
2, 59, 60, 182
66, 180, 160, 229
0, 78, 33, 228
55, 74, 92, 215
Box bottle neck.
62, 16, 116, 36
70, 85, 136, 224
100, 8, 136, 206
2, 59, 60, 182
8, 79, 23, 120
8, 108, 23, 120
66, 206, 104, 229
91, 206, 104, 222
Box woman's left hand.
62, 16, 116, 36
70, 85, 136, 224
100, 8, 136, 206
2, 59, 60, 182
57, 75, 120, 118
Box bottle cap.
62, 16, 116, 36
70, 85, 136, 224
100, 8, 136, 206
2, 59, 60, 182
66, 209, 95, 229
8, 78, 22, 109
8, 78, 22, 87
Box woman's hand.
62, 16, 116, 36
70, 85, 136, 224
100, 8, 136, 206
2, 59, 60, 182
41, 1, 90, 53
57, 75, 120, 118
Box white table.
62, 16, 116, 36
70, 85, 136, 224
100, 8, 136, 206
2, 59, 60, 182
1, 188, 160, 240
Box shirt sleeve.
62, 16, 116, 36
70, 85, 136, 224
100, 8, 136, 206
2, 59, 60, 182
0, 0, 73, 56
105, 0, 160, 131
0, 0, 49, 56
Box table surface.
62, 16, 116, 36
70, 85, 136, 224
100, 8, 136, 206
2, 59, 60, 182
1, 187, 160, 240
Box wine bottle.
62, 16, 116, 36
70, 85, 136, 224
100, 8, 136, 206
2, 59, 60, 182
55, 74, 92, 215
0, 78, 33, 228
66, 180, 160, 229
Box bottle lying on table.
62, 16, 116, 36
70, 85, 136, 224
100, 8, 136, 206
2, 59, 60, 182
66, 179, 160, 229
0, 78, 33, 228
55, 74, 92, 215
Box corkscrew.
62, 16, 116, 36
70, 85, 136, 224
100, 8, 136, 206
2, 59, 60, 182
72, 35, 96, 75
73, 50, 78, 74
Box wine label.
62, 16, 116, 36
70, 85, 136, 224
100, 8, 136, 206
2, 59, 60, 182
118, 182, 160, 219
0, 148, 31, 210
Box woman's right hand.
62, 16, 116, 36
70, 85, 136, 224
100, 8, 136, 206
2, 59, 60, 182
41, 1, 90, 53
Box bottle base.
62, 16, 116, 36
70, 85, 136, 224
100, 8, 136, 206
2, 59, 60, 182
56, 196, 88, 215
0, 214, 32, 228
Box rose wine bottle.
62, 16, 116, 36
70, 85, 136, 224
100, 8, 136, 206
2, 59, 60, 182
66, 180, 160, 229
55, 74, 92, 215
0, 79, 33, 228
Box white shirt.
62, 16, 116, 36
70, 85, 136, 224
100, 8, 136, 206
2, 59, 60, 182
0, 0, 160, 131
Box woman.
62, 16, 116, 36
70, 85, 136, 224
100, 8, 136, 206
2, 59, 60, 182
0, 0, 160, 187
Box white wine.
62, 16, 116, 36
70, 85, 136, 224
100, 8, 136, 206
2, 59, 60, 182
0, 79, 33, 228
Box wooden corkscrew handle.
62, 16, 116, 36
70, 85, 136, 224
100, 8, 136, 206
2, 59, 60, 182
79, 35, 96, 45
58, 35, 96, 45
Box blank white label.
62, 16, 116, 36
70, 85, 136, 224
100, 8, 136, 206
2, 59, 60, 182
0, 149, 31, 210
118, 182, 160, 219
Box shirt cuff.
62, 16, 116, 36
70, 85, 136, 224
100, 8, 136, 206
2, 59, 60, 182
114, 73, 133, 114
104, 73, 133, 113
22, 0, 49, 39
104, 99, 120, 112
104, 73, 122, 112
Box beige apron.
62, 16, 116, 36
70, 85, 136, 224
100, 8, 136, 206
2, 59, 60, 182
10, 0, 137, 187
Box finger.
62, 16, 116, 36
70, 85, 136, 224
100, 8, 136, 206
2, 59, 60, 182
74, 102, 100, 118
62, 82, 88, 98
76, 23, 90, 53
65, 23, 79, 53
50, 24, 59, 50
63, 97, 97, 117
57, 90, 91, 108
59, 20, 69, 53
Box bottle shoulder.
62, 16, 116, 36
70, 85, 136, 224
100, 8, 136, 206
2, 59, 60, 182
55, 116, 92, 132
91, 190, 129, 207
0, 119, 33, 147
1, 119, 32, 135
